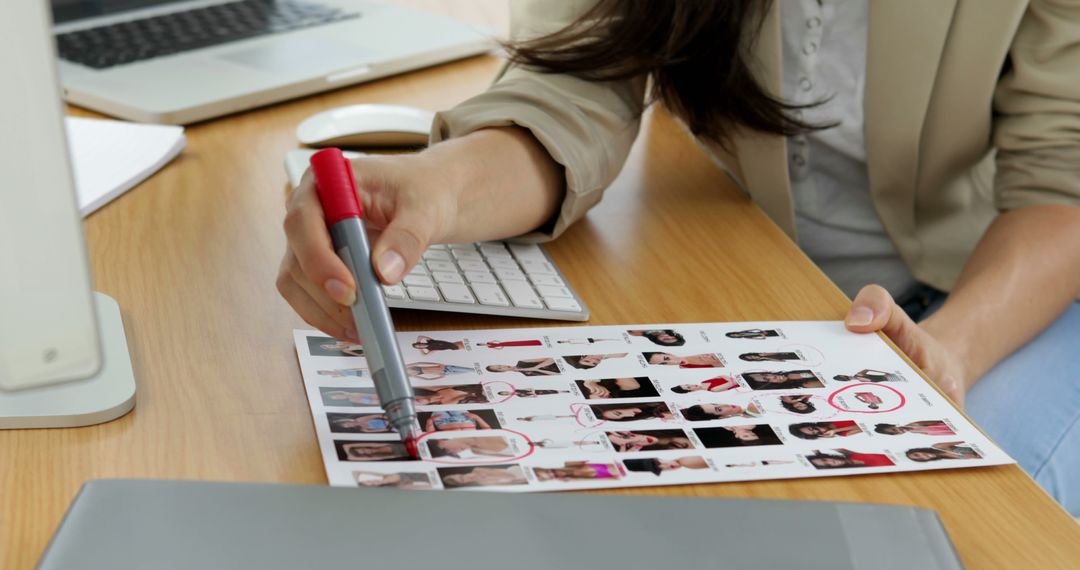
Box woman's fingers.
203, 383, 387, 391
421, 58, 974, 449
276, 254, 356, 340
284, 172, 357, 306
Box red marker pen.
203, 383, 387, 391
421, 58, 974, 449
310, 148, 422, 457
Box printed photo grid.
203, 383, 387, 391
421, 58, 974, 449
293, 322, 1013, 492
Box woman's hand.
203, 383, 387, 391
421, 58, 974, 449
844, 285, 969, 407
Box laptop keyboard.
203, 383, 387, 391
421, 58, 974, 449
56, 0, 360, 69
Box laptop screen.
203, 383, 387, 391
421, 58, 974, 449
51, 0, 186, 24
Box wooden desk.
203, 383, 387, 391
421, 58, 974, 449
3, 4, 1078, 568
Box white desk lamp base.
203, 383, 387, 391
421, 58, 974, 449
0, 292, 136, 428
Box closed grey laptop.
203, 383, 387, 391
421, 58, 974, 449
52, 0, 492, 124
38, 479, 964, 570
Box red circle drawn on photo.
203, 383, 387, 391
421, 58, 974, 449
827, 384, 906, 414
778, 344, 825, 367
415, 428, 536, 465
481, 380, 517, 404
571, 403, 603, 428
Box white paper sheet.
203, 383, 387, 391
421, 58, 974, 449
294, 322, 1012, 492
65, 117, 185, 216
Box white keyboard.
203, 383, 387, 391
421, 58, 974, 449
285, 149, 589, 321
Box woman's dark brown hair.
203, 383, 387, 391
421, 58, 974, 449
505, 0, 823, 144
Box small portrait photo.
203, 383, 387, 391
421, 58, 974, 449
411, 335, 464, 354
555, 336, 622, 345
485, 357, 561, 377
905, 441, 983, 462
725, 328, 781, 340
725, 459, 796, 468
414, 384, 489, 406
531, 460, 626, 482
492, 387, 572, 399
622, 455, 712, 476
694, 425, 783, 448
626, 329, 686, 347
437, 464, 528, 489
316, 368, 367, 379
425, 435, 517, 460
353, 470, 434, 490
308, 336, 365, 358
589, 402, 675, 422
778, 394, 817, 414
833, 369, 906, 383
605, 429, 693, 453
874, 420, 956, 437
328, 412, 393, 434
562, 353, 629, 370
320, 387, 379, 407
741, 370, 824, 390
670, 375, 739, 394
805, 449, 895, 469
787, 420, 863, 440
576, 377, 660, 400
680, 402, 763, 421
643, 352, 725, 368
738, 351, 802, 363
827, 385, 905, 413
417, 409, 502, 432
334, 440, 413, 462
405, 362, 476, 381
478, 339, 544, 349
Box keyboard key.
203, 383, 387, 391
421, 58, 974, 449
438, 284, 476, 304
471, 283, 510, 306
529, 274, 566, 287
494, 267, 527, 281
425, 261, 457, 273
382, 285, 406, 299
449, 243, 476, 250
407, 265, 427, 276
457, 260, 488, 272
544, 297, 582, 312
452, 250, 484, 262
403, 274, 434, 287
508, 243, 546, 261
503, 282, 543, 309
431, 271, 464, 284
465, 271, 497, 284
422, 250, 451, 261
486, 257, 520, 269
520, 260, 556, 275
480, 243, 509, 257
428, 244, 448, 250
536, 285, 573, 298
406, 286, 440, 301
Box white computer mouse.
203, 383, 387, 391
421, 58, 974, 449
296, 104, 435, 148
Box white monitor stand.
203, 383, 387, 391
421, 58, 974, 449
0, 1, 136, 428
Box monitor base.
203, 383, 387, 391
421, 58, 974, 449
0, 292, 136, 428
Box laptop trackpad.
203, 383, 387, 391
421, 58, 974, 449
218, 37, 366, 75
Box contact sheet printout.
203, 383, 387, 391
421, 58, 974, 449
294, 322, 1012, 492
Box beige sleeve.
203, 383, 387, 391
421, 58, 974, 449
992, 0, 1080, 211
430, 0, 647, 241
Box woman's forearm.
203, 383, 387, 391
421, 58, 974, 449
921, 204, 1080, 389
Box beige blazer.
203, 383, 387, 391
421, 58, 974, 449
433, 0, 1080, 292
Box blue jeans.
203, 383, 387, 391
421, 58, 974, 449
905, 288, 1080, 517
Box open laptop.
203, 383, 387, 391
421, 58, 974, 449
52, 0, 493, 124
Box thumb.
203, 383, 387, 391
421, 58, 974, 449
845, 285, 921, 349
369, 211, 432, 284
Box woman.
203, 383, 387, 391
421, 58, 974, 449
725, 330, 780, 340
533, 461, 625, 482
321, 389, 378, 406
680, 403, 762, 422
671, 376, 738, 394
406, 362, 473, 381
579, 377, 659, 399
486, 357, 560, 377
644, 352, 723, 368
413, 384, 488, 406
411, 336, 464, 354
778, 395, 815, 414
854, 392, 883, 410
833, 369, 903, 383
739, 352, 800, 362
606, 430, 692, 453
562, 353, 628, 369
426, 436, 515, 459
328, 413, 392, 434
695, 425, 782, 448
440, 466, 527, 488
319, 341, 364, 358
874, 420, 956, 437
622, 456, 710, 476
627, 329, 685, 346
497, 388, 571, 398
354, 471, 433, 490
423, 410, 493, 432
906, 442, 982, 462
481, 339, 543, 349
590, 402, 673, 422
807, 449, 895, 469
741, 371, 824, 390
788, 420, 862, 440
335, 441, 410, 462
280, 0, 1080, 515
556, 337, 620, 345
316, 368, 366, 378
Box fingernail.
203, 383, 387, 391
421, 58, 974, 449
324, 278, 356, 306
846, 306, 875, 327
378, 250, 405, 283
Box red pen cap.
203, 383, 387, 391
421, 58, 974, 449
310, 148, 363, 225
